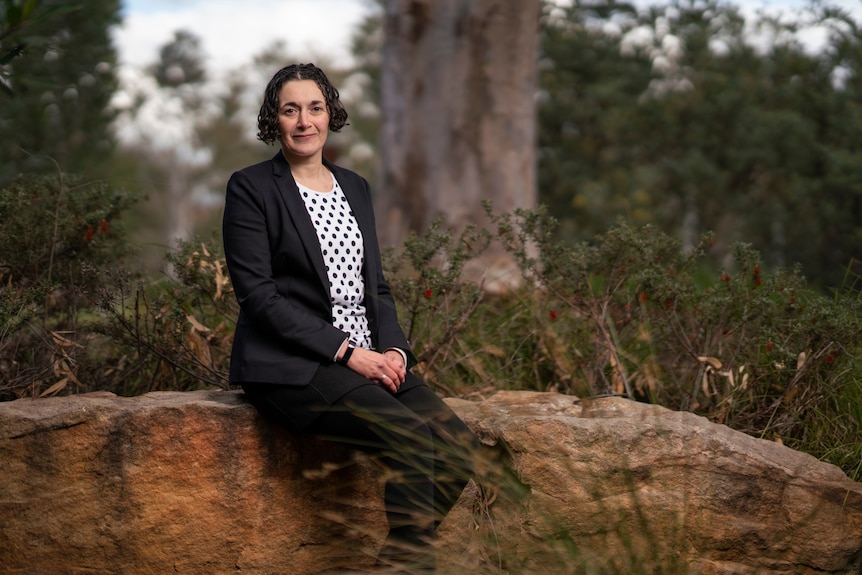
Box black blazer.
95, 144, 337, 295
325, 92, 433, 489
223, 151, 416, 386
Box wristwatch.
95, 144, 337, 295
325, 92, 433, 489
338, 342, 356, 366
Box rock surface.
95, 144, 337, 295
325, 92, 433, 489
447, 391, 862, 574
1, 389, 860, 574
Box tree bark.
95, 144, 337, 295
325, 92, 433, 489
378, 0, 540, 291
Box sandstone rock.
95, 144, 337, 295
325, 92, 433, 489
0, 390, 386, 575
1, 389, 860, 574
443, 391, 862, 574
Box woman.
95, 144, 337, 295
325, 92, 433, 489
222, 63, 477, 574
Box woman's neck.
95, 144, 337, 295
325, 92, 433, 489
284, 151, 331, 192
291, 163, 332, 192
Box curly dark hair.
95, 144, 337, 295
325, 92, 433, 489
256, 63, 349, 145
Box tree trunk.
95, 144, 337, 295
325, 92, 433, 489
378, 0, 540, 292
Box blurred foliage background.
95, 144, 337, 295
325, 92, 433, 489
1, 0, 861, 480
537, 0, 862, 291
4, 0, 861, 289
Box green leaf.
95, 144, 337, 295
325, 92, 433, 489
5, 2, 21, 24
21, 0, 37, 20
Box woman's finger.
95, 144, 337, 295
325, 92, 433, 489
379, 373, 397, 392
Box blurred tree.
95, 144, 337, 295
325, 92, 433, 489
538, 0, 862, 290
338, 0, 385, 182
0, 0, 120, 184
111, 29, 212, 262
538, 0, 651, 241
0, 0, 35, 93
151, 29, 206, 88
378, 0, 542, 291
0, 0, 78, 94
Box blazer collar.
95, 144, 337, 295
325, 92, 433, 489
270, 151, 331, 296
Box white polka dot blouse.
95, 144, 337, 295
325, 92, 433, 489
297, 173, 373, 350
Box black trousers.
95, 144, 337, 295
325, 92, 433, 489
242, 363, 478, 573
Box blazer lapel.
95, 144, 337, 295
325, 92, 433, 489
339, 184, 372, 240
327, 160, 375, 275
271, 152, 331, 296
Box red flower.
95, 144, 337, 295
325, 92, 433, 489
83, 225, 94, 242
754, 276, 763, 286
423, 288, 433, 299
549, 310, 558, 321
765, 342, 774, 353
100, 218, 109, 234
638, 292, 648, 303
825, 354, 835, 363
720, 273, 731, 282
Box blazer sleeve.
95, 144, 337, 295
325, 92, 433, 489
375, 268, 419, 369
223, 167, 347, 362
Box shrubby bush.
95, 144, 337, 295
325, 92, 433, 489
0, 172, 139, 399
381, 205, 862, 479
93, 234, 236, 394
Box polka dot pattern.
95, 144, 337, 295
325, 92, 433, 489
297, 173, 372, 349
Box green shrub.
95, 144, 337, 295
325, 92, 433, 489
94, 233, 236, 394
386, 204, 862, 479
382, 219, 490, 395
0, 172, 140, 399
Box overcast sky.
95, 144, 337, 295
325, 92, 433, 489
113, 0, 862, 76
114, 0, 373, 73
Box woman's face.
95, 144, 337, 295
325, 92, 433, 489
276, 79, 330, 163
